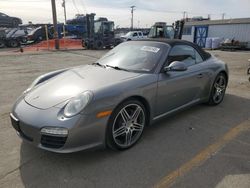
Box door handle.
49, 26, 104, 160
197, 73, 203, 78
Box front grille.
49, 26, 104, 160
41, 135, 67, 149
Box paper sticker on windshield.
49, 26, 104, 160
141, 46, 160, 53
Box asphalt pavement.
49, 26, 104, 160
0, 50, 249, 188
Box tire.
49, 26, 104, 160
84, 40, 90, 49
12, 19, 19, 27
82, 40, 85, 48
208, 73, 227, 105
8, 39, 19, 48
114, 39, 122, 46
105, 45, 112, 49
21, 37, 27, 44
106, 99, 147, 150
0, 40, 5, 48
94, 40, 104, 50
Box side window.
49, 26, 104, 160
138, 32, 142, 36
168, 45, 203, 66
133, 32, 138, 37
195, 50, 203, 64
165, 26, 175, 39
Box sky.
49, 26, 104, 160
0, 0, 250, 28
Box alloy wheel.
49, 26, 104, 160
213, 75, 226, 104
112, 104, 145, 148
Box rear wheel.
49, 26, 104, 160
208, 73, 227, 105
107, 99, 147, 150
8, 39, 19, 48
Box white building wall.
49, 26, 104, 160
182, 26, 195, 42
208, 24, 250, 42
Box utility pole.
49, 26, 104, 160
208, 14, 211, 20
183, 11, 187, 19
51, 0, 59, 49
222, 13, 225, 20
130, 6, 135, 30
62, 0, 67, 24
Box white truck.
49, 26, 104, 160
121, 31, 146, 41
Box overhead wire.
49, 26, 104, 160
72, 0, 80, 14
77, 0, 88, 14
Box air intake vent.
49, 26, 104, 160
41, 135, 67, 149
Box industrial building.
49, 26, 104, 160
182, 18, 250, 48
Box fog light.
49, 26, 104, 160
41, 127, 68, 136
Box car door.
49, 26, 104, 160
132, 32, 139, 40
138, 32, 143, 39
156, 44, 209, 116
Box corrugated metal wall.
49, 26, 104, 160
208, 24, 250, 42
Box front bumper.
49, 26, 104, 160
10, 99, 110, 153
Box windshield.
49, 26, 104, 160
125, 32, 133, 37
97, 41, 168, 72
29, 27, 41, 35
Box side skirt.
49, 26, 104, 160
152, 98, 201, 121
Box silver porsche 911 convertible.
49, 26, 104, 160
10, 39, 228, 153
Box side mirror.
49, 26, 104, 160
164, 61, 187, 72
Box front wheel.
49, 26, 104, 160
0, 40, 5, 48
94, 40, 104, 50
107, 100, 147, 150
12, 19, 19, 27
208, 73, 227, 105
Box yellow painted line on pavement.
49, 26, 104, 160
154, 120, 250, 188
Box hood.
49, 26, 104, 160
24, 65, 140, 109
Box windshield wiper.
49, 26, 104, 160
105, 64, 129, 72
92, 62, 106, 68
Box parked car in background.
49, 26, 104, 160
121, 31, 146, 41
5, 28, 31, 47
27, 26, 53, 43
0, 12, 22, 27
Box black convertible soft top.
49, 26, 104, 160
139, 38, 212, 60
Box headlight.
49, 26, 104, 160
64, 91, 93, 117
